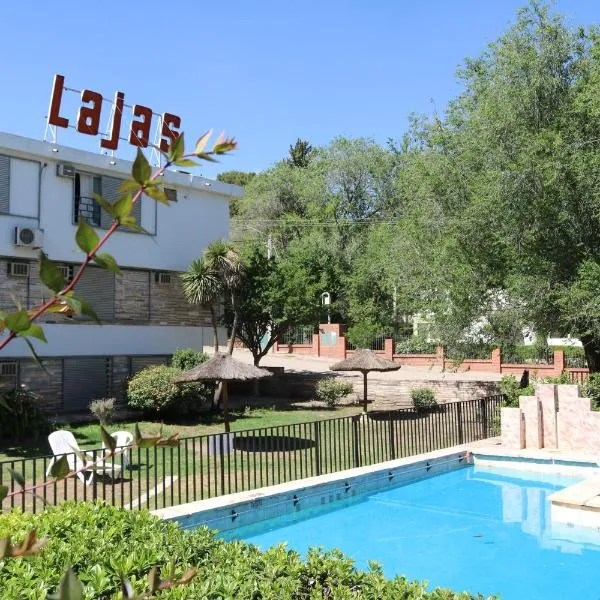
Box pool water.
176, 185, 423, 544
220, 466, 600, 599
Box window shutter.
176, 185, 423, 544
100, 175, 141, 232
74, 265, 115, 321
63, 358, 110, 411
0, 155, 9, 214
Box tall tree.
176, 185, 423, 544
389, 2, 600, 368
180, 257, 222, 351
286, 138, 314, 168
216, 171, 256, 217
204, 240, 242, 355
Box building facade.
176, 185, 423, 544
0, 132, 242, 414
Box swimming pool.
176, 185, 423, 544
221, 465, 600, 600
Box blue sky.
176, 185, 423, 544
0, 1, 597, 178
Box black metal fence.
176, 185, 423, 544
280, 326, 314, 345
0, 395, 503, 514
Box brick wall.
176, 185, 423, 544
115, 270, 150, 322
149, 273, 211, 325
19, 359, 63, 413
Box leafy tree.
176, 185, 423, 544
216, 171, 256, 217
223, 248, 323, 365
387, 2, 600, 370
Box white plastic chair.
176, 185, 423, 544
46, 430, 122, 486
102, 430, 134, 471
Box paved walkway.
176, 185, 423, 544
204, 347, 502, 383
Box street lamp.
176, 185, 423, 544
321, 292, 331, 325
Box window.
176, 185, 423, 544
164, 187, 177, 203
154, 272, 171, 285
73, 173, 102, 226
57, 264, 74, 283
0, 154, 9, 214
0, 362, 17, 377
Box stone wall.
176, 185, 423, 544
18, 359, 63, 413
501, 384, 600, 453
231, 371, 499, 409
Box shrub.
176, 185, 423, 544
171, 347, 209, 371
0, 385, 52, 441
127, 365, 211, 416
315, 379, 354, 408
0, 501, 489, 599
499, 375, 534, 408
410, 388, 437, 411
88, 397, 116, 425
395, 336, 437, 354
583, 373, 600, 410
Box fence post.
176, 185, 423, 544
219, 434, 226, 495
314, 421, 322, 475
456, 402, 464, 444
388, 415, 396, 460
352, 416, 361, 468
480, 398, 488, 439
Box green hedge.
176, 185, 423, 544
0, 502, 493, 599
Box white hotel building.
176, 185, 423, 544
0, 131, 242, 414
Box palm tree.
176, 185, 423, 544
204, 240, 242, 355
181, 257, 222, 352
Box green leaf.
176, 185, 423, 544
75, 219, 100, 254
113, 194, 133, 220
63, 295, 82, 316
174, 158, 199, 167
100, 426, 116, 453
91, 193, 114, 216
195, 152, 218, 163
40, 252, 66, 293
50, 454, 70, 479
21, 337, 46, 372
132, 148, 151, 185
119, 179, 141, 194
168, 132, 185, 162
0, 485, 8, 503
145, 186, 169, 205
93, 253, 121, 275
120, 217, 147, 234
5, 311, 30, 333
47, 568, 85, 600
17, 323, 47, 343
8, 468, 25, 488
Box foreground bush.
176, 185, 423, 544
0, 502, 493, 599
127, 365, 212, 416
315, 379, 354, 408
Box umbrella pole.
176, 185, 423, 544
222, 381, 231, 433
362, 372, 368, 413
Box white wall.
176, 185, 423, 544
0, 324, 228, 358
10, 157, 38, 218
0, 132, 242, 271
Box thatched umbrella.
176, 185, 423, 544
175, 352, 272, 432
330, 349, 400, 413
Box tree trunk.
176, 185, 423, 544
222, 381, 231, 433
362, 372, 368, 413
581, 334, 600, 373
209, 304, 219, 352
252, 353, 261, 397
226, 294, 238, 355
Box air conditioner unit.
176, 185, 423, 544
7, 262, 30, 277
13, 226, 43, 248
56, 163, 75, 178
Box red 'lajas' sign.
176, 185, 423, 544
47, 74, 181, 152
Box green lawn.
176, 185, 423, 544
0, 405, 361, 463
